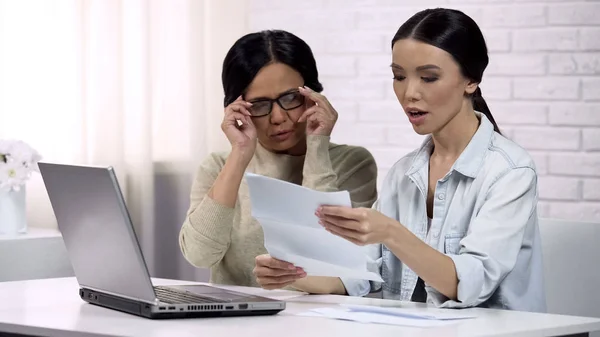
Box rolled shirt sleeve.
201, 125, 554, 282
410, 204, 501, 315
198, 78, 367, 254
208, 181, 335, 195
341, 243, 383, 296
426, 167, 538, 308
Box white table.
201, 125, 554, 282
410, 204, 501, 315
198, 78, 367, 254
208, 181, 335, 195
1, 277, 599, 337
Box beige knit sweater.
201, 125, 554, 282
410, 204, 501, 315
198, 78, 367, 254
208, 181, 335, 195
179, 135, 378, 287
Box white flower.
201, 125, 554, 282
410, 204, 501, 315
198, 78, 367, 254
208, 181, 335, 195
0, 160, 27, 191
0, 139, 42, 191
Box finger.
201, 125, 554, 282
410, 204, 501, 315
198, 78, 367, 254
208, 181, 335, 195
318, 215, 362, 231
307, 113, 320, 126
297, 105, 320, 123
224, 112, 251, 126
227, 103, 252, 116
233, 95, 252, 106
256, 255, 297, 270
254, 266, 305, 280
298, 86, 328, 107
317, 206, 364, 220
257, 273, 307, 287
322, 219, 367, 245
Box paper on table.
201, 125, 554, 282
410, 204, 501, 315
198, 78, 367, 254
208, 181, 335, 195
245, 173, 383, 282
297, 307, 460, 327
340, 304, 477, 320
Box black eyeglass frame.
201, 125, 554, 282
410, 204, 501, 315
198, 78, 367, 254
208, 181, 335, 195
244, 89, 305, 117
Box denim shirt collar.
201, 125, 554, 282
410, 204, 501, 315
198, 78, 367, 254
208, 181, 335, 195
405, 112, 495, 179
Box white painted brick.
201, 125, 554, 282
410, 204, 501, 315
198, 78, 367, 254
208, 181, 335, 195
549, 53, 600, 75
298, 35, 329, 55
325, 33, 386, 54
479, 77, 512, 100
323, 78, 387, 100
328, 0, 446, 6
580, 28, 600, 51
538, 176, 581, 201
385, 82, 398, 100
546, 202, 600, 222
482, 30, 511, 52
513, 77, 579, 100
548, 3, 600, 26
530, 152, 548, 175
513, 28, 578, 52
583, 78, 600, 101
249, 10, 355, 33
549, 153, 600, 177
317, 55, 357, 77
369, 147, 415, 169
357, 8, 417, 30
358, 100, 403, 123
443, 6, 484, 24
358, 55, 393, 76
250, 0, 324, 10
549, 103, 600, 126
328, 100, 358, 123
486, 54, 546, 76
448, 0, 510, 3
512, 127, 580, 151
330, 123, 385, 146
487, 102, 548, 125
583, 179, 600, 201
499, 126, 515, 140
520, 0, 585, 2
537, 201, 551, 218
481, 4, 545, 28
583, 129, 600, 151
386, 126, 427, 148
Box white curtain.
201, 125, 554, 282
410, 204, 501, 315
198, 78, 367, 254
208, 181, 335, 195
0, 0, 247, 277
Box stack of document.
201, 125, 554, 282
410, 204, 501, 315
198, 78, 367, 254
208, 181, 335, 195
245, 173, 382, 282
298, 304, 476, 327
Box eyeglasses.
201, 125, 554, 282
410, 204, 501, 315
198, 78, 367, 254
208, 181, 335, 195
246, 90, 305, 117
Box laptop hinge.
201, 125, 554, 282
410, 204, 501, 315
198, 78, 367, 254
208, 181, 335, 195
81, 285, 159, 305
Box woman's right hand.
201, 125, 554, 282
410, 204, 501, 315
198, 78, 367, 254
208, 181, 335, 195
254, 254, 307, 290
221, 96, 257, 163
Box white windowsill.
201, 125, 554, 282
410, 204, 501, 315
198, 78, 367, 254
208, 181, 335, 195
0, 227, 61, 241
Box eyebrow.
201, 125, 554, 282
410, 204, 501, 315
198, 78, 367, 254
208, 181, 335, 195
246, 88, 299, 102
390, 63, 441, 71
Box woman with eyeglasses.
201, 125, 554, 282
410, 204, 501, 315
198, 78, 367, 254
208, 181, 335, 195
179, 30, 378, 292
253, 9, 546, 312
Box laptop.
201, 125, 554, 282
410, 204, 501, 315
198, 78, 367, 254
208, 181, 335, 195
39, 162, 285, 319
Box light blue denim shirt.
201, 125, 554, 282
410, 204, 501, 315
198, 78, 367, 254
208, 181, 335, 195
342, 113, 547, 313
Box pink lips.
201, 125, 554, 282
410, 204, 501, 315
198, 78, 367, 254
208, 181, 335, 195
271, 130, 293, 141
405, 107, 429, 126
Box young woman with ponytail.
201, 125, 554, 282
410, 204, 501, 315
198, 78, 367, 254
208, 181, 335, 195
254, 8, 546, 312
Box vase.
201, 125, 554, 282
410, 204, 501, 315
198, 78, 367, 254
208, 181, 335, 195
0, 187, 27, 235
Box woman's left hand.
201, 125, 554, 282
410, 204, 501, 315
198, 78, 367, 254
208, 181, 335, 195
297, 86, 338, 136
316, 206, 397, 246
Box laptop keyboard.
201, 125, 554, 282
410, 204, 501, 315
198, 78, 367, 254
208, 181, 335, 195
154, 286, 227, 304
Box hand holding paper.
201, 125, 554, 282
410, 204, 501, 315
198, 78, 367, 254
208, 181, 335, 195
245, 173, 382, 282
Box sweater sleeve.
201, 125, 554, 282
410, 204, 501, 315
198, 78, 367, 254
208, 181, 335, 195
179, 153, 237, 269
302, 134, 378, 208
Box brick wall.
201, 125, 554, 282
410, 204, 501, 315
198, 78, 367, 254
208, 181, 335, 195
248, 0, 600, 222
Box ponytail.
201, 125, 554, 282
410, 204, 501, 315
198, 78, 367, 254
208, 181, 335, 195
473, 87, 501, 134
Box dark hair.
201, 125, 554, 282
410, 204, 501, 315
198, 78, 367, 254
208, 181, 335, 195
222, 30, 323, 107
391, 8, 501, 134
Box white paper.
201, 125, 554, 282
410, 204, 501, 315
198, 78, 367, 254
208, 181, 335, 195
340, 304, 477, 320
245, 173, 383, 282
297, 307, 461, 327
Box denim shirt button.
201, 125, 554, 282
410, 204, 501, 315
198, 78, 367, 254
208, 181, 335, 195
437, 193, 445, 200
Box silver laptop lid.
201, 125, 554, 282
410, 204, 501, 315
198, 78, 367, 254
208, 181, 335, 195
39, 163, 156, 304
